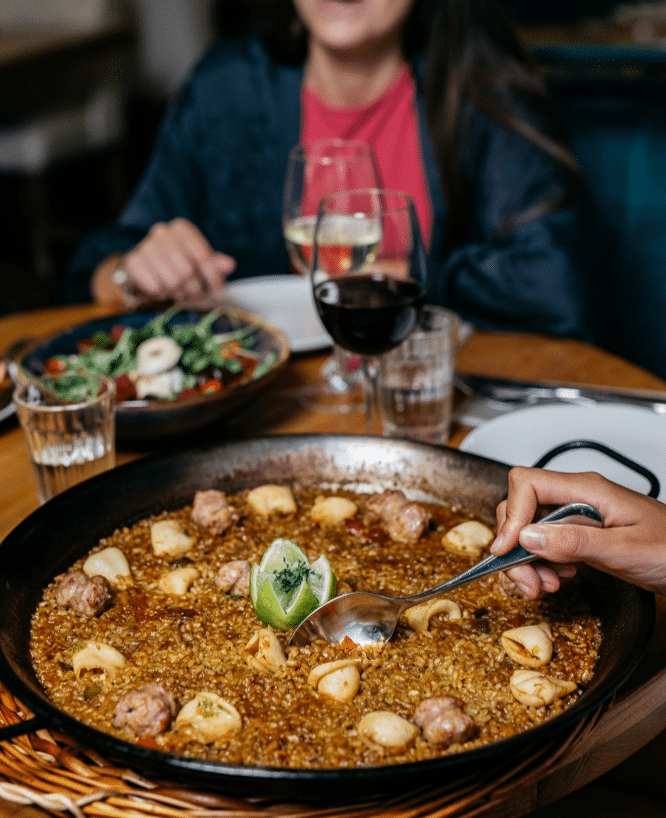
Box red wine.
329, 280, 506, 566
314, 274, 425, 356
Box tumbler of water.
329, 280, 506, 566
378, 306, 459, 445
14, 372, 115, 504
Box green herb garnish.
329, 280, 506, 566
273, 562, 312, 595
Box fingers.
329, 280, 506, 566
124, 219, 236, 302
196, 247, 236, 292
502, 562, 575, 599
491, 466, 666, 596
502, 565, 544, 598
518, 520, 598, 563
492, 467, 620, 556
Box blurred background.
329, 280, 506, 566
0, 0, 661, 316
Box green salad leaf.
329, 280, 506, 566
48, 308, 270, 401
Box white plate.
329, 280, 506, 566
223, 275, 330, 354
459, 403, 666, 499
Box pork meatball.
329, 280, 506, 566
414, 696, 477, 748
214, 559, 251, 596
191, 489, 239, 534
55, 569, 111, 619
365, 489, 431, 544
113, 683, 176, 737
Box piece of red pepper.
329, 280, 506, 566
200, 379, 222, 393
114, 374, 137, 402
45, 358, 68, 374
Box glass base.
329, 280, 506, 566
295, 379, 365, 414
295, 348, 365, 414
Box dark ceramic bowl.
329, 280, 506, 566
19, 309, 290, 440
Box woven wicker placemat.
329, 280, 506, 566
0, 683, 605, 818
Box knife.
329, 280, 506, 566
455, 373, 666, 421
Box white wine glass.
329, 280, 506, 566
311, 189, 428, 434
282, 139, 380, 410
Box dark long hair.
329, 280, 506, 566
219, 0, 581, 244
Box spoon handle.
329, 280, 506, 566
400, 502, 603, 607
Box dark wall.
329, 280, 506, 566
507, 1, 629, 23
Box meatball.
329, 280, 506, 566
55, 569, 111, 619
365, 489, 430, 544
191, 489, 239, 534
214, 559, 251, 596
366, 489, 405, 520
414, 697, 477, 748
113, 683, 176, 737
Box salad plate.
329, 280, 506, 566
18, 308, 290, 441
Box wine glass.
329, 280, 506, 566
282, 139, 380, 410
311, 189, 428, 434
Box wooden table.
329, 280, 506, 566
2, 303, 666, 817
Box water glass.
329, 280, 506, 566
378, 305, 459, 444
14, 372, 116, 504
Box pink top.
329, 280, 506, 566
301, 66, 433, 248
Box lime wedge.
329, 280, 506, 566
249, 538, 337, 630
307, 555, 337, 605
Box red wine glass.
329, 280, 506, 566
311, 189, 427, 434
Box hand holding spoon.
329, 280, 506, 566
288, 502, 603, 647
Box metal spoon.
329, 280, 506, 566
288, 502, 602, 647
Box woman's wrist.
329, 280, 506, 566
111, 257, 142, 309
91, 253, 142, 308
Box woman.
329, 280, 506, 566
65, 0, 590, 339
491, 466, 666, 597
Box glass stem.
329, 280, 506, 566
361, 355, 379, 435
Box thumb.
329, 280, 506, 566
207, 252, 236, 276
519, 522, 599, 564
199, 253, 237, 290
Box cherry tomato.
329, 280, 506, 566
235, 355, 258, 377
178, 386, 201, 400
45, 358, 67, 374
200, 379, 222, 394
110, 325, 126, 343
114, 374, 137, 402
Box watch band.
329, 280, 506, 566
112, 259, 141, 308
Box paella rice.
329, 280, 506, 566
29, 483, 602, 768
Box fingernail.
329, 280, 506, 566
520, 526, 546, 552
557, 567, 577, 579
489, 533, 504, 554
516, 581, 532, 597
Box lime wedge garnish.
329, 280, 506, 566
249, 538, 337, 630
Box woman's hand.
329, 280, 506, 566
491, 466, 666, 597
93, 218, 236, 307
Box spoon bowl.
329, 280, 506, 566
289, 502, 603, 646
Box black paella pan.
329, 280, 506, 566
0, 435, 655, 801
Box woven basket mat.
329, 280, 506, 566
0, 683, 606, 818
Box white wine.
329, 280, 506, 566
30, 436, 115, 504
284, 215, 317, 275
284, 214, 381, 276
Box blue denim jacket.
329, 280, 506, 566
65, 36, 590, 338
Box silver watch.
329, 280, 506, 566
112, 261, 141, 307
